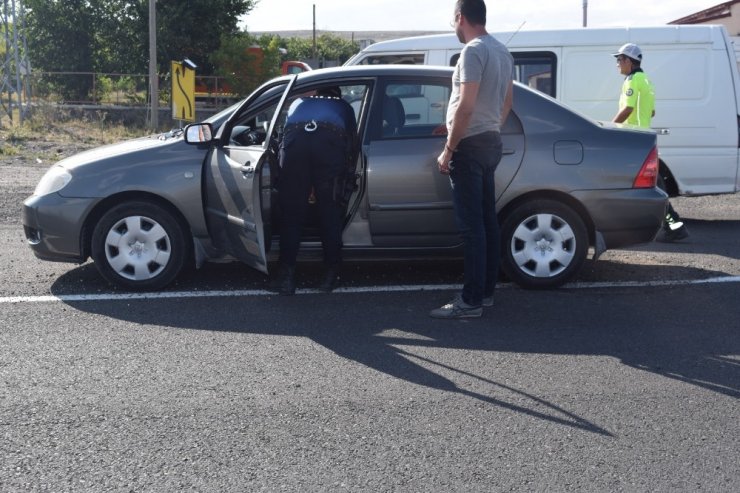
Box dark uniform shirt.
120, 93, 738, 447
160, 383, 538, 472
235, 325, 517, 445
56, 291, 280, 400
285, 96, 356, 132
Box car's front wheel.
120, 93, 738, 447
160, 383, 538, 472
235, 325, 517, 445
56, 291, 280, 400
500, 199, 588, 289
91, 201, 189, 291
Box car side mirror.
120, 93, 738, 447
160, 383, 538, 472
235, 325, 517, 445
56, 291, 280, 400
184, 123, 214, 144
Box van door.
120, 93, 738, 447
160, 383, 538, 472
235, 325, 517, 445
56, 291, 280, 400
648, 45, 740, 195
203, 77, 297, 273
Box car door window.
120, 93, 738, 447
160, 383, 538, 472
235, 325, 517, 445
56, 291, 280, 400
224, 83, 287, 147
225, 82, 372, 150
227, 100, 280, 147
378, 82, 450, 139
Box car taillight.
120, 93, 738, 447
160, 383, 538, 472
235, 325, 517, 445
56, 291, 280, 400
633, 147, 659, 189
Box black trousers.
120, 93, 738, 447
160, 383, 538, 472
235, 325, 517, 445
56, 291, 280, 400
277, 126, 347, 267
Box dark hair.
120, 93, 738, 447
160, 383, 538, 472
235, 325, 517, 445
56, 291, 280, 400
317, 86, 342, 98
456, 0, 486, 26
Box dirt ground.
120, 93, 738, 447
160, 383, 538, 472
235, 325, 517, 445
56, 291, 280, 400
1, 113, 151, 223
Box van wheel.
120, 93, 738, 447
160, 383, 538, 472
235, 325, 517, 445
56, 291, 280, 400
500, 200, 587, 289
91, 201, 189, 291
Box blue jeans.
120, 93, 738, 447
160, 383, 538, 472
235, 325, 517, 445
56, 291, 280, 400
449, 131, 503, 307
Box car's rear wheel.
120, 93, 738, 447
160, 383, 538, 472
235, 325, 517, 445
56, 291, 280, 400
500, 199, 588, 289
91, 201, 189, 291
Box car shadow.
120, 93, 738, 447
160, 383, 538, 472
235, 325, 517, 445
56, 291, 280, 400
625, 218, 740, 260
53, 263, 740, 439
50, 253, 735, 295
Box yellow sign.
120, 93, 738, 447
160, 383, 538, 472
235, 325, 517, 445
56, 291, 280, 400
171, 61, 195, 122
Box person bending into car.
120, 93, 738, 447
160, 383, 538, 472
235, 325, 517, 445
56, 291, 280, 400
612, 43, 688, 242
430, 0, 514, 319
269, 86, 356, 295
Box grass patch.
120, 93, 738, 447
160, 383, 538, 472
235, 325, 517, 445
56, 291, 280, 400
2, 106, 149, 146
0, 144, 20, 156
1, 105, 152, 165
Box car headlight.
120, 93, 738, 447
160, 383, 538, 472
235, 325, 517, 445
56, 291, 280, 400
33, 165, 72, 196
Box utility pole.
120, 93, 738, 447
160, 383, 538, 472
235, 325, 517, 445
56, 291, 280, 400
1, 0, 30, 125
312, 4, 317, 62
148, 0, 158, 130
583, 0, 588, 27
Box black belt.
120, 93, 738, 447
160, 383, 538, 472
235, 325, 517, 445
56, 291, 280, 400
284, 120, 347, 138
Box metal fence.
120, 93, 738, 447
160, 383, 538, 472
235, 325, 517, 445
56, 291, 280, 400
13, 71, 235, 108
1, 71, 230, 129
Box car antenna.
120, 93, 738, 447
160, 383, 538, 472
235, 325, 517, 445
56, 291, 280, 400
505, 21, 526, 46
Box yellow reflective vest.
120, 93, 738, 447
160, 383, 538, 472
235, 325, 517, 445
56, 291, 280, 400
619, 70, 655, 128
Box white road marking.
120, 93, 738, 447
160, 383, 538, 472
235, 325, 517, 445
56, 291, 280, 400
1, 276, 739, 304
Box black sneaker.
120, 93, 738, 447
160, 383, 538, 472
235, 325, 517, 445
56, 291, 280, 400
659, 225, 689, 243
429, 296, 483, 319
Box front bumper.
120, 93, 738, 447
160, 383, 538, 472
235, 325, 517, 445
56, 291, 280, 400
22, 193, 98, 263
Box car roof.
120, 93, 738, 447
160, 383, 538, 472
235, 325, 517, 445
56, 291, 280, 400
290, 64, 455, 84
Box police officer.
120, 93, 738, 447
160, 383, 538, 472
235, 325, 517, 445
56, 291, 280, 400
612, 43, 688, 242
270, 86, 357, 295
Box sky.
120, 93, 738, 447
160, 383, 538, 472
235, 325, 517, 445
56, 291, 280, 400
241, 0, 725, 33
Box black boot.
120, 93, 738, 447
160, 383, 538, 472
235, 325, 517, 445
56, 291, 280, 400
269, 264, 296, 295
318, 264, 340, 293
660, 223, 689, 242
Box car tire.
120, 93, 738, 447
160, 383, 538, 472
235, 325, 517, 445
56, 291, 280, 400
91, 201, 189, 291
500, 199, 588, 289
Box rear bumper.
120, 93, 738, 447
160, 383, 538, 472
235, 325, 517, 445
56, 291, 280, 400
22, 193, 97, 263
572, 188, 667, 249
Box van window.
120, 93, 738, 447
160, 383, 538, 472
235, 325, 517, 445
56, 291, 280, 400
512, 52, 556, 97
449, 51, 557, 97
377, 81, 450, 139
359, 53, 426, 65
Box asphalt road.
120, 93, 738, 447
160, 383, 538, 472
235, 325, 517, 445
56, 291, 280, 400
1, 160, 739, 491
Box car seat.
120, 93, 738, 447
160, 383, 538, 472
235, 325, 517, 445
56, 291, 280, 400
382, 96, 405, 136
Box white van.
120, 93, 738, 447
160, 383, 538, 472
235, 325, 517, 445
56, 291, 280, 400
346, 26, 740, 197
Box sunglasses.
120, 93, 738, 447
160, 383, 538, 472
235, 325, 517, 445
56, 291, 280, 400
450, 12, 460, 27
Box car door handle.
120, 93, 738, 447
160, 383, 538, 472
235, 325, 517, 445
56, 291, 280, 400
240, 162, 254, 177
503, 148, 516, 155
653, 128, 670, 135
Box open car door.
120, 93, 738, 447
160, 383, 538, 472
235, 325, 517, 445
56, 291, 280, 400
204, 76, 298, 273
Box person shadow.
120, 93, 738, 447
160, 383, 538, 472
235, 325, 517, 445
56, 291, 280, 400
54, 267, 740, 439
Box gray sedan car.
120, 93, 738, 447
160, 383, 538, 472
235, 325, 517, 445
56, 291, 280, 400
23, 65, 666, 290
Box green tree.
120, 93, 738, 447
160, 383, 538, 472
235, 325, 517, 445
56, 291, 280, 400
138, 0, 256, 75
24, 0, 257, 100
211, 33, 282, 97
24, 0, 97, 100
282, 34, 359, 65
